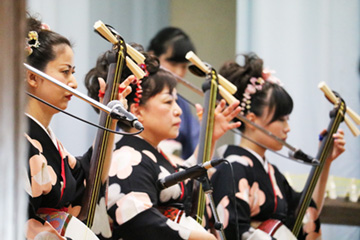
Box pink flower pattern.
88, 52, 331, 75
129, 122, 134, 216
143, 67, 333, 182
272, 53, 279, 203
114, 192, 152, 225
303, 207, 321, 240
110, 146, 142, 179
216, 196, 230, 229
26, 134, 57, 198
235, 179, 266, 217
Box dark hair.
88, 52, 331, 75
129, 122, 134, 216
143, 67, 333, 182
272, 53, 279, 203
85, 43, 177, 130
26, 14, 72, 71
219, 53, 293, 132
147, 27, 195, 63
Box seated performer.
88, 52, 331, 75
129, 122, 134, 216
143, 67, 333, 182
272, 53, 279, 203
148, 27, 200, 160
85, 47, 241, 240
24, 14, 132, 239
209, 53, 346, 240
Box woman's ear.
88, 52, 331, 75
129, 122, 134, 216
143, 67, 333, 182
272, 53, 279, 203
27, 70, 39, 88
245, 112, 257, 130
130, 103, 143, 122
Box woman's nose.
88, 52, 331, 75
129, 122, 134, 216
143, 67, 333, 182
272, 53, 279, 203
284, 121, 290, 133
174, 102, 183, 116
68, 75, 78, 89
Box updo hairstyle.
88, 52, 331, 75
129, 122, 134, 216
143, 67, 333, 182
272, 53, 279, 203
219, 53, 293, 132
85, 43, 178, 131
26, 13, 72, 71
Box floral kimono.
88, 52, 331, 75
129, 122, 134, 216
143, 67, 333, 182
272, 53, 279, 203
210, 145, 320, 240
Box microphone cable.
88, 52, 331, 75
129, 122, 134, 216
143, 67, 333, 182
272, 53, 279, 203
213, 159, 240, 240
26, 92, 143, 136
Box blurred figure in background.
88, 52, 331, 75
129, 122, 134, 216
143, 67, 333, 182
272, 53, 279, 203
148, 27, 200, 161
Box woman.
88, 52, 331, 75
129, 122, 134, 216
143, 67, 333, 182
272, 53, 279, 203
85, 48, 241, 240
148, 27, 200, 160
209, 53, 345, 240
24, 15, 132, 239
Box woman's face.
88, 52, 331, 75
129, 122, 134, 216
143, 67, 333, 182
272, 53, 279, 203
138, 86, 182, 146
158, 48, 188, 78
33, 44, 77, 111
253, 106, 291, 151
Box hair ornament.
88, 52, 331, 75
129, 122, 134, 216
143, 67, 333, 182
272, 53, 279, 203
41, 23, 51, 30
262, 68, 283, 86
239, 68, 283, 115
133, 78, 143, 107
98, 89, 105, 98
139, 63, 149, 77
240, 77, 265, 115
132, 63, 149, 107
25, 31, 40, 56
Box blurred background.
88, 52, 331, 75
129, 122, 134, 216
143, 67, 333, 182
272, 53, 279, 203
23, 0, 360, 239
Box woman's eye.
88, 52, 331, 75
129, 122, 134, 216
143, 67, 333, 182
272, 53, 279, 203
279, 116, 289, 122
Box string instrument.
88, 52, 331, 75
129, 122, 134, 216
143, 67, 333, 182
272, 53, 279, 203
167, 56, 319, 166
290, 82, 359, 236
189, 67, 217, 223
78, 20, 146, 230
23, 21, 146, 238
185, 51, 238, 240
256, 99, 346, 238
171, 57, 360, 239
77, 21, 126, 228
257, 82, 360, 239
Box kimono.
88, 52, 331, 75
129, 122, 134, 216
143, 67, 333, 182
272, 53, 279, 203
25, 115, 101, 239
210, 145, 321, 240
103, 135, 205, 240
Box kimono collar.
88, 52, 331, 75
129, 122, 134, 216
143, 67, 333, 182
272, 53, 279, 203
26, 113, 58, 149
243, 147, 269, 173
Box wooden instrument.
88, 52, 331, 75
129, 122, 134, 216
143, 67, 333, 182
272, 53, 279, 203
291, 82, 359, 236
78, 20, 145, 229
184, 52, 309, 159
186, 52, 227, 239
186, 51, 237, 95
24, 21, 147, 238
77, 20, 127, 227
318, 81, 360, 136
258, 82, 359, 239
187, 53, 217, 223
167, 52, 359, 239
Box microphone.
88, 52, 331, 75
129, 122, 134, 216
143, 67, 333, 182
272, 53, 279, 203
288, 149, 320, 165
108, 100, 144, 130
156, 159, 224, 190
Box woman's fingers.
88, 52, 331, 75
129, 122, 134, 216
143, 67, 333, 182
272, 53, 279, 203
195, 103, 203, 122
98, 77, 106, 103
119, 75, 136, 98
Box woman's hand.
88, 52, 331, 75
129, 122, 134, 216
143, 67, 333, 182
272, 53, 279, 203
320, 129, 346, 163
98, 75, 136, 109
195, 99, 241, 142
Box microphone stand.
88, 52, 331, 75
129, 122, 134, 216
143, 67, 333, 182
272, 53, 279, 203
199, 173, 226, 239
190, 68, 226, 240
